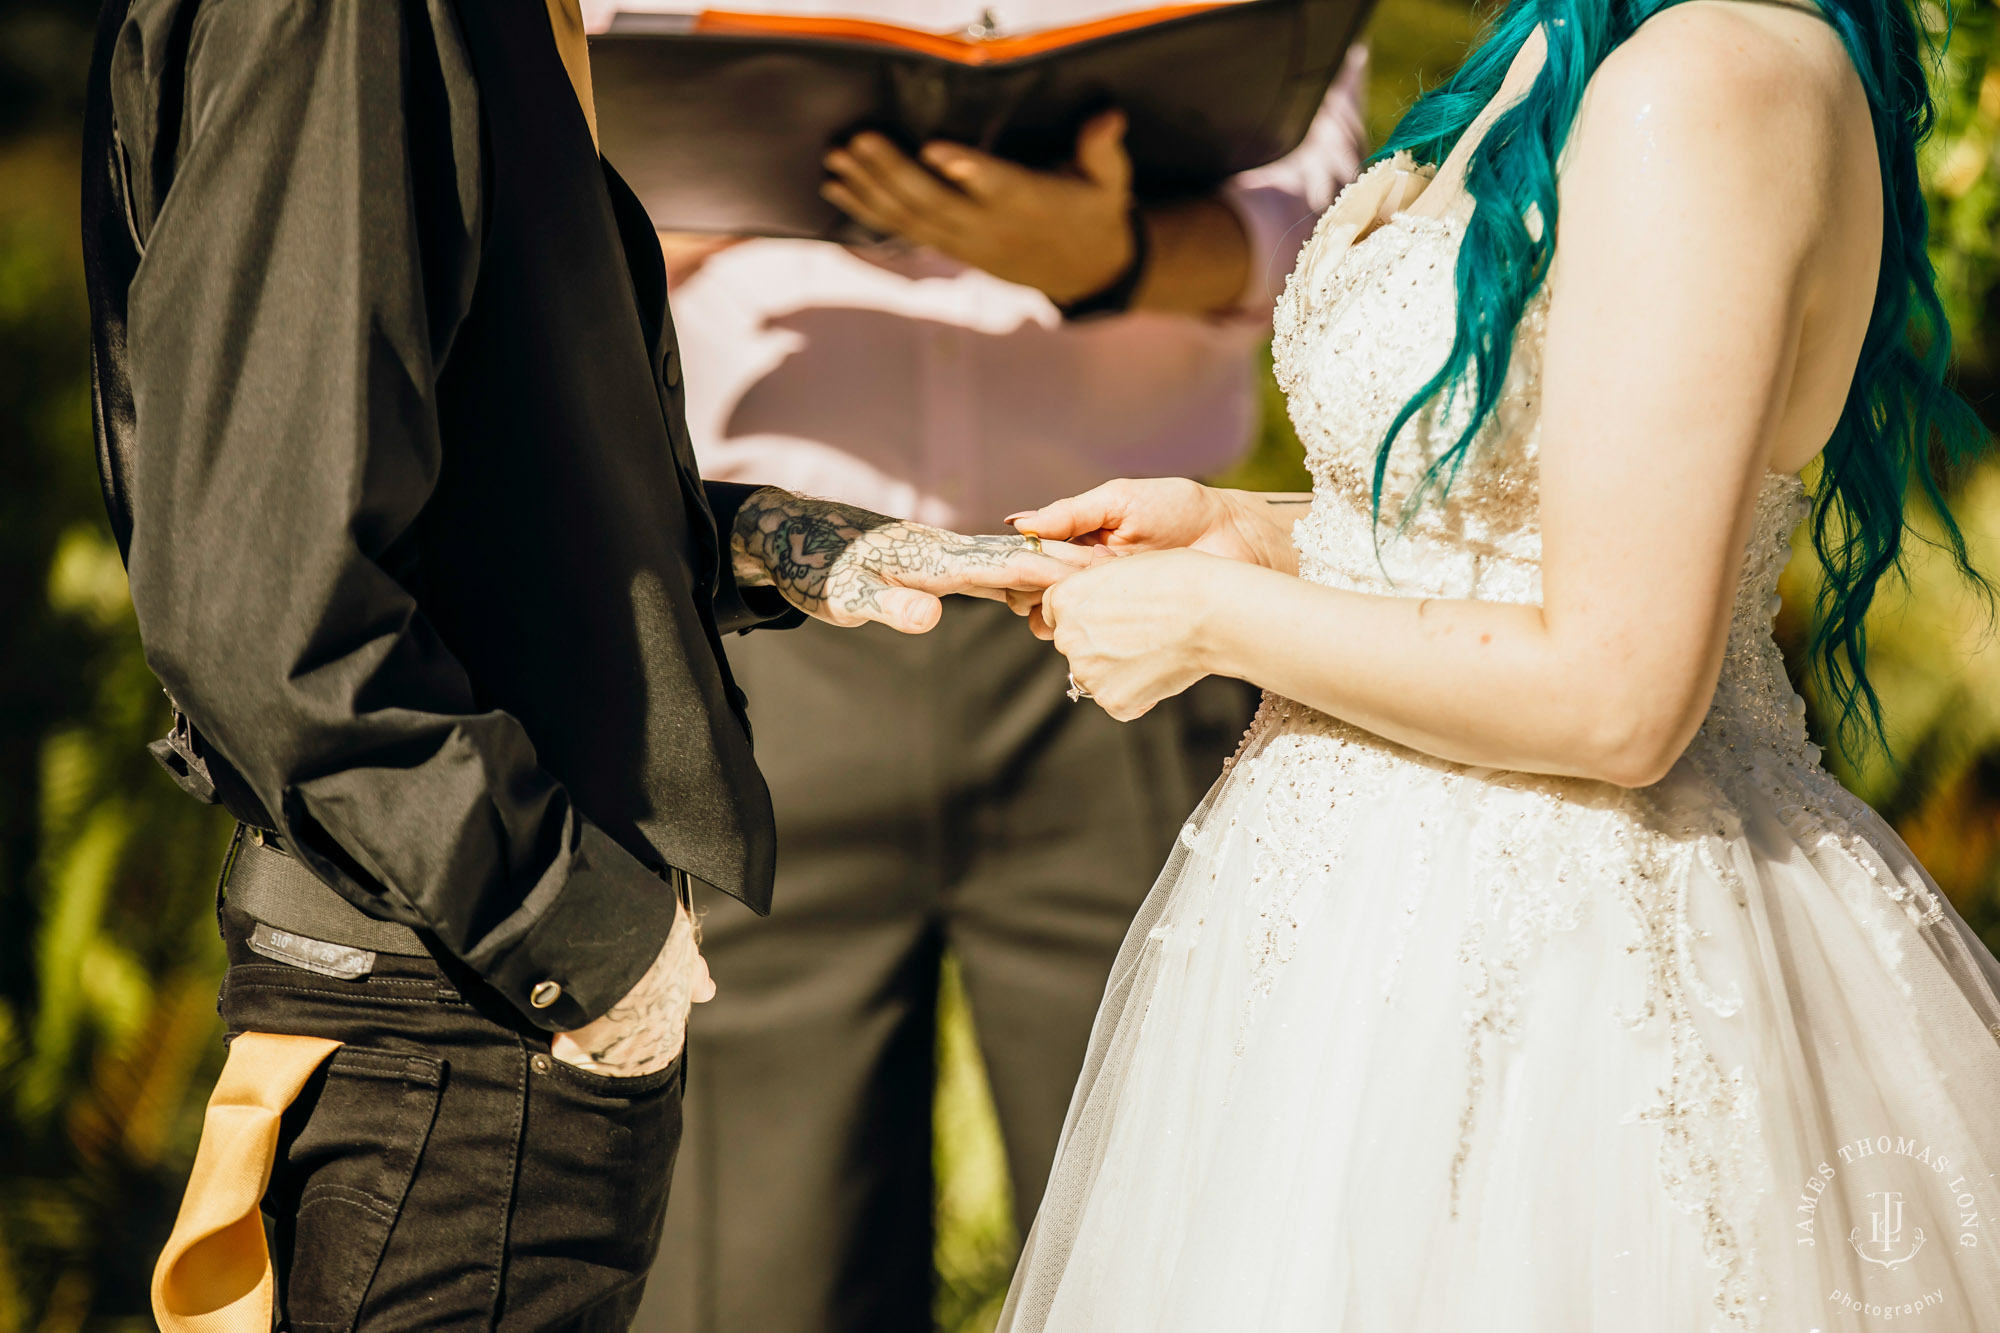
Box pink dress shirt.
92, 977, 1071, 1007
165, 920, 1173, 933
586, 0, 1366, 532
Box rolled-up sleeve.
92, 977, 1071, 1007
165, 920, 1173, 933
115, 0, 673, 1031
1222, 44, 1369, 317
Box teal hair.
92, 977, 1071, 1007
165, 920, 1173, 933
1373, 0, 1988, 749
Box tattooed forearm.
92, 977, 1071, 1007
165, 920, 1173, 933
730, 485, 1053, 623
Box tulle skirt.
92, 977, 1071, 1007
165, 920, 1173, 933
1000, 697, 2000, 1333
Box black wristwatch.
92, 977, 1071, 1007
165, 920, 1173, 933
1057, 208, 1149, 321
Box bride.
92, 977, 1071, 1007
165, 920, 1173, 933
997, 0, 2000, 1328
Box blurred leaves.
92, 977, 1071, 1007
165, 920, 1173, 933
1359, 0, 1490, 144
932, 956, 1018, 1333
0, 2, 93, 141
1923, 0, 2000, 385
0, 132, 232, 1331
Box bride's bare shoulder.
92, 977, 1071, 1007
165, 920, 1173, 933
1562, 1, 1871, 227
1580, 2, 1862, 149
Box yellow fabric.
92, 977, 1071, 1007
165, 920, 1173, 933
152, 1032, 344, 1333
545, 0, 600, 149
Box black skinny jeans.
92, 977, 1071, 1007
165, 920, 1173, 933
216, 898, 683, 1331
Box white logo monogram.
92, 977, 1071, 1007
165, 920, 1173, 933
1795, 1132, 1996, 1321
1850, 1190, 1927, 1270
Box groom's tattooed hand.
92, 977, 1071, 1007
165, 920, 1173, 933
550, 900, 709, 1078
730, 486, 1069, 626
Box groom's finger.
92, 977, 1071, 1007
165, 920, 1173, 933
874, 586, 944, 634
946, 543, 1100, 592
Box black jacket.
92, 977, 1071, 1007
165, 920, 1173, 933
81, 0, 800, 1031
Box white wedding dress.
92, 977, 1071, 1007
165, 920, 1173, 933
999, 158, 2000, 1333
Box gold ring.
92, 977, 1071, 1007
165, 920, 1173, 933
1019, 530, 1043, 555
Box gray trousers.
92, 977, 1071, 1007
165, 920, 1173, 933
631, 597, 1255, 1333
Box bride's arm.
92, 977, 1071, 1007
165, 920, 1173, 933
1040, 12, 1864, 787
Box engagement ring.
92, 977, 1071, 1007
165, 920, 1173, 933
1066, 672, 1092, 703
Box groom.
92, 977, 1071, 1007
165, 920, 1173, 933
82, 0, 1080, 1326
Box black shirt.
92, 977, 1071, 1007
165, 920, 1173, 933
82, 0, 798, 1031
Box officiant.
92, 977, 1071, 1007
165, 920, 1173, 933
581, 5, 1367, 1329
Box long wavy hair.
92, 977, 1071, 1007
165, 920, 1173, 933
1372, 0, 1988, 748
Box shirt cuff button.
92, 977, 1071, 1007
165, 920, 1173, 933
530, 980, 563, 1009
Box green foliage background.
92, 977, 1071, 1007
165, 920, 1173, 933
0, 2, 1996, 1330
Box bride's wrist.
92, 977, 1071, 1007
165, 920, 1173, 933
1186, 555, 1254, 679
1218, 489, 1306, 574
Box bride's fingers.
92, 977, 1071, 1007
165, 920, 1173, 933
1008, 509, 1101, 544
1008, 485, 1127, 543
1027, 605, 1055, 640
1003, 535, 1102, 571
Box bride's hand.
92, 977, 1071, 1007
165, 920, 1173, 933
1006, 478, 1306, 571
731, 486, 1102, 633
1038, 548, 1232, 721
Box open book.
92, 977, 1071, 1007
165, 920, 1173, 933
590, 0, 1373, 239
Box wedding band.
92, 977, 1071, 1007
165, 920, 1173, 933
1020, 530, 1043, 554
1066, 672, 1092, 703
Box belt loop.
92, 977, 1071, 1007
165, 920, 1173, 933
673, 866, 697, 942
214, 824, 248, 930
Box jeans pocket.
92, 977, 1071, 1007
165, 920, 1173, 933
507, 1050, 684, 1316
540, 1049, 686, 1099
268, 1045, 443, 1333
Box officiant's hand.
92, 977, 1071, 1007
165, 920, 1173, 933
823, 113, 1250, 313
823, 111, 1135, 306
731, 485, 1102, 633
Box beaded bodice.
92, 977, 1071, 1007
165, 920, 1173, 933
1269, 174, 1817, 783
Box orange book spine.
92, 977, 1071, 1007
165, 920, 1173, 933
692, 3, 1237, 65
